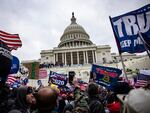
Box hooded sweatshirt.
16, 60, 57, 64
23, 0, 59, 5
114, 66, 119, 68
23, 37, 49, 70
9, 86, 30, 113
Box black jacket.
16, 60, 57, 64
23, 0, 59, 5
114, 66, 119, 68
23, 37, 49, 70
8, 86, 30, 113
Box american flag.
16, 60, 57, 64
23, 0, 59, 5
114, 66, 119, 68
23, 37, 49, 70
0, 30, 22, 50
134, 70, 150, 88
134, 79, 147, 88
6, 74, 17, 85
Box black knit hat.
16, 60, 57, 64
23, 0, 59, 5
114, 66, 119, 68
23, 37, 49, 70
0, 40, 12, 86
108, 82, 132, 94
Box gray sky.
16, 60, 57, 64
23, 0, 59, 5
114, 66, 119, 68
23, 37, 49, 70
0, 0, 149, 61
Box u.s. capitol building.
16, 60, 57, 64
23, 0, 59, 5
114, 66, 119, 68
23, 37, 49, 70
40, 13, 112, 65
23, 13, 149, 86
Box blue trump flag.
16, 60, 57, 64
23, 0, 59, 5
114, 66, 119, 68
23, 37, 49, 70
110, 4, 150, 53
140, 33, 150, 50
91, 64, 122, 87
49, 71, 67, 86
9, 56, 20, 74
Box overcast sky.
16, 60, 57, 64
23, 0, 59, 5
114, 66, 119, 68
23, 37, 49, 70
0, 0, 149, 61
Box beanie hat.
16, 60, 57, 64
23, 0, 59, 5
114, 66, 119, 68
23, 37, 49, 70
0, 40, 12, 85
125, 88, 150, 113
108, 82, 131, 94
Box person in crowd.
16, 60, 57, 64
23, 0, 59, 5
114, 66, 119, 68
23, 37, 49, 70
0, 84, 13, 113
87, 82, 106, 113
35, 86, 58, 113
106, 93, 121, 113
63, 103, 74, 113
89, 72, 97, 83
36, 80, 44, 91
8, 86, 36, 113
58, 94, 66, 113
73, 86, 89, 113
123, 87, 150, 113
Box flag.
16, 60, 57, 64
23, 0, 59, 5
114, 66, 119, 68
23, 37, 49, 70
134, 80, 147, 87
140, 33, 150, 50
110, 4, 150, 53
48, 71, 67, 86
91, 64, 122, 87
0, 30, 22, 50
22, 78, 28, 85
39, 69, 47, 79
6, 74, 17, 85
9, 56, 20, 74
31, 62, 36, 79
37, 79, 42, 86
134, 70, 150, 88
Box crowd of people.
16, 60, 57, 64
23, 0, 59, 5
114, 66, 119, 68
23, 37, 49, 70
39, 62, 64, 68
0, 75, 150, 113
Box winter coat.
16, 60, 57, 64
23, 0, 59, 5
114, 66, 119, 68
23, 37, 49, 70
8, 86, 31, 113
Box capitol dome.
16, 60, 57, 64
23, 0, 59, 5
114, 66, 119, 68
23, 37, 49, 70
58, 12, 93, 48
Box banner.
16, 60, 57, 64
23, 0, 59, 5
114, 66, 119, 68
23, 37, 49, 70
134, 70, 150, 87
91, 64, 122, 87
59, 86, 73, 93
9, 56, 20, 74
49, 71, 67, 86
31, 62, 36, 79
140, 33, 150, 50
19, 65, 29, 78
111, 4, 150, 53
37, 79, 42, 86
39, 69, 47, 79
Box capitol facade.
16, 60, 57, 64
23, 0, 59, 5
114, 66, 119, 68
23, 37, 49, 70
23, 13, 149, 86
40, 13, 112, 65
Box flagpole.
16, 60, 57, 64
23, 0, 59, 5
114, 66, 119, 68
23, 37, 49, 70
119, 53, 128, 81
138, 32, 150, 59
109, 16, 128, 81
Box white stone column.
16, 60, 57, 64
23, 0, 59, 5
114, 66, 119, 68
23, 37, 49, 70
86, 51, 88, 64
92, 50, 95, 63
75, 42, 77, 47
71, 52, 73, 65
95, 50, 97, 63
56, 53, 58, 62
83, 51, 86, 64
64, 52, 66, 65
73, 42, 74, 47
53, 53, 55, 64
62, 53, 64, 64
77, 51, 79, 64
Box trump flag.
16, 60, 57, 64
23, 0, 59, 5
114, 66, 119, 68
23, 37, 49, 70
91, 64, 122, 87
140, 33, 150, 50
49, 71, 67, 86
110, 4, 150, 53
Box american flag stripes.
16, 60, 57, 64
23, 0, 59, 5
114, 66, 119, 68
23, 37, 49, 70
134, 80, 147, 88
6, 74, 17, 85
134, 70, 150, 88
0, 30, 22, 50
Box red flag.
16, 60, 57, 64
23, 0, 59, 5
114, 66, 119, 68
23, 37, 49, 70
0, 30, 22, 50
